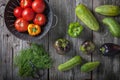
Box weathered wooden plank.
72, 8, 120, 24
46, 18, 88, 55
74, 0, 93, 80
48, 0, 93, 80
48, 0, 76, 80
93, 0, 120, 80
0, 1, 6, 80
49, 0, 73, 80
1, 19, 14, 80
0, 28, 2, 80
2, 33, 14, 80
0, 1, 13, 80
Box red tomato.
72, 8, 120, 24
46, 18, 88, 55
34, 14, 47, 26
20, 0, 32, 8
32, 0, 46, 13
14, 18, 29, 32
22, 8, 35, 21
14, 7, 23, 18
34, 0, 44, 1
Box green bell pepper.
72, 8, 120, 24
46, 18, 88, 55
68, 22, 83, 38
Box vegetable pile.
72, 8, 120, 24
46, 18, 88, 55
55, 4, 120, 74
13, 0, 47, 36
55, 3, 120, 74
67, 4, 120, 56
13, 2, 120, 79
68, 4, 120, 38
14, 43, 52, 77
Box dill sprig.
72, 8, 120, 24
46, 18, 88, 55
14, 43, 52, 77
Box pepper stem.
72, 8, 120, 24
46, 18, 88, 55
32, 28, 37, 32
100, 47, 105, 54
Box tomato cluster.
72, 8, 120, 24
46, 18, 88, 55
13, 0, 47, 36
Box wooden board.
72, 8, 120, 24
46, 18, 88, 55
92, 0, 120, 80
48, 0, 92, 80
0, 0, 120, 80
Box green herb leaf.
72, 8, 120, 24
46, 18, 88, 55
14, 43, 53, 77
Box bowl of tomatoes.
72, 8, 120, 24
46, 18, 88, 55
4, 0, 54, 41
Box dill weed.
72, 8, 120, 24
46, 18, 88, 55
14, 43, 52, 77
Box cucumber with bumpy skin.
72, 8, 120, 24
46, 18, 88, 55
75, 4, 99, 31
102, 18, 120, 37
95, 5, 120, 16
58, 56, 82, 71
81, 61, 100, 72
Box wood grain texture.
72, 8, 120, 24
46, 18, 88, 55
1, 0, 120, 80
93, 0, 120, 80
48, 0, 75, 79
74, 0, 93, 80
48, 0, 93, 80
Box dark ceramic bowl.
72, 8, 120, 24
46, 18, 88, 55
4, 0, 53, 41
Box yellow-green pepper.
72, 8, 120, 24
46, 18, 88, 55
28, 24, 41, 36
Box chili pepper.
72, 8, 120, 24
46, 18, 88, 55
68, 22, 83, 38
28, 24, 41, 36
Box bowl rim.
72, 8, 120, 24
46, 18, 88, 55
4, 0, 53, 41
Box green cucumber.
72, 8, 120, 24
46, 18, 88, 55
75, 4, 99, 31
58, 56, 82, 71
95, 5, 120, 16
102, 18, 120, 37
81, 61, 100, 72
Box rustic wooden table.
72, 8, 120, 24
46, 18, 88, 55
1, 0, 120, 80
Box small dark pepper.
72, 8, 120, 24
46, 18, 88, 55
54, 38, 71, 55
99, 43, 120, 56
80, 40, 95, 54
68, 22, 83, 38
